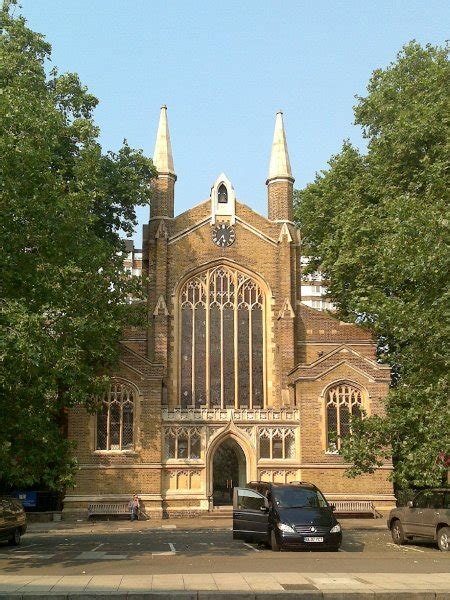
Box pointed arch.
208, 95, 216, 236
211, 173, 236, 224
206, 423, 257, 497
96, 378, 139, 451
323, 380, 365, 452
174, 261, 271, 410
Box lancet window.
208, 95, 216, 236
180, 266, 265, 408
326, 383, 362, 451
259, 428, 296, 459
165, 427, 202, 459
96, 381, 135, 451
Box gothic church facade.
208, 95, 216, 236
65, 108, 395, 517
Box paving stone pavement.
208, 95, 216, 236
0, 571, 449, 597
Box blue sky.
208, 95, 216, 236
20, 0, 449, 246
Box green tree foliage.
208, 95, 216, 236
294, 42, 449, 488
0, 3, 157, 491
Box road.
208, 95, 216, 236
1, 525, 448, 576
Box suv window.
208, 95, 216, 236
426, 491, 444, 509
444, 492, 450, 510
413, 491, 428, 509
272, 487, 328, 509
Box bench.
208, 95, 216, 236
332, 500, 377, 518
88, 503, 130, 519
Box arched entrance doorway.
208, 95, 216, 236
212, 438, 247, 506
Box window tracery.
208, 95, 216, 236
165, 427, 202, 459
180, 266, 265, 408
96, 381, 135, 451
326, 383, 362, 451
259, 427, 295, 459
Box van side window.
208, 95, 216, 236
237, 489, 265, 511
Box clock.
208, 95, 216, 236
212, 223, 236, 247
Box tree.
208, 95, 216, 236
0, 3, 157, 491
294, 42, 449, 488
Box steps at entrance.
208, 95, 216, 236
203, 506, 233, 519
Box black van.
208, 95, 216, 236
233, 481, 342, 551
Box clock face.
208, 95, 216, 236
212, 223, 236, 247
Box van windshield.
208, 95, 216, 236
272, 487, 328, 509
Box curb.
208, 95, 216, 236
1, 590, 449, 599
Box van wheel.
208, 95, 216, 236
8, 529, 21, 546
437, 527, 449, 552
270, 529, 281, 551
390, 519, 405, 545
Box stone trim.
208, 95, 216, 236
162, 407, 300, 423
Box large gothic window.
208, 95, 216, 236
180, 266, 265, 408
96, 381, 135, 451
326, 383, 362, 451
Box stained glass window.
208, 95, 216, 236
326, 384, 363, 451
165, 428, 202, 459
96, 382, 135, 451
180, 266, 265, 408
259, 428, 296, 460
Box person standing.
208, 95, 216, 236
129, 494, 140, 521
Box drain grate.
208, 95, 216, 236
282, 584, 318, 590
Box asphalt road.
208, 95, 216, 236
1, 527, 448, 576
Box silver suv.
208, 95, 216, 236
387, 488, 449, 552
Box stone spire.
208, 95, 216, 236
153, 105, 175, 176
151, 105, 176, 218
267, 110, 293, 182
267, 110, 294, 221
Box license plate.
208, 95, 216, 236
304, 536, 324, 542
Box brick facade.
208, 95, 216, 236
64, 111, 394, 518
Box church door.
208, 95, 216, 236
212, 438, 246, 506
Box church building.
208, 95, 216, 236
64, 108, 395, 518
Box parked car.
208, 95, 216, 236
233, 481, 342, 551
0, 497, 27, 546
387, 488, 449, 552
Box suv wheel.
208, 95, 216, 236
437, 527, 449, 552
390, 519, 406, 545
8, 528, 21, 546
270, 529, 281, 551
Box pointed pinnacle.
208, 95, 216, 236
153, 105, 175, 176
267, 110, 293, 181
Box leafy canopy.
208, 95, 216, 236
0, 3, 156, 491
294, 42, 449, 488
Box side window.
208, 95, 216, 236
413, 492, 428, 509
427, 492, 444, 509
444, 492, 450, 509
236, 489, 266, 511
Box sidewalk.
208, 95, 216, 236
0, 571, 449, 597
27, 516, 388, 535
